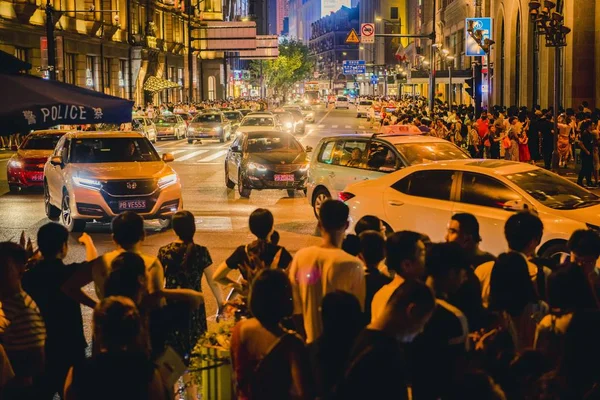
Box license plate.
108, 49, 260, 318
274, 174, 294, 182
30, 173, 44, 181
118, 200, 146, 210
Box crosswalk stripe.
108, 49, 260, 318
175, 150, 208, 162
318, 124, 325, 128
198, 150, 227, 163
331, 125, 338, 128
170, 150, 186, 155
358, 126, 365, 129
155, 139, 184, 148
345, 125, 351, 128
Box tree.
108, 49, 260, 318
250, 39, 314, 101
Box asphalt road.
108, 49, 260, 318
0, 103, 367, 340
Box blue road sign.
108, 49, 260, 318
371, 74, 379, 85
465, 18, 492, 57
342, 60, 366, 75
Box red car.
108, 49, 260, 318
7, 130, 69, 192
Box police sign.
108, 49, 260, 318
465, 18, 492, 57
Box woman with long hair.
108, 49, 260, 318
63, 297, 168, 400
212, 208, 292, 297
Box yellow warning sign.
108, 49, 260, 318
345, 29, 360, 44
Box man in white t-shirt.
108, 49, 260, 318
371, 231, 426, 322
475, 212, 551, 307
63, 212, 164, 306
289, 200, 365, 343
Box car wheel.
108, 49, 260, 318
187, 139, 194, 144
158, 217, 172, 230
287, 189, 295, 198
238, 172, 251, 198
539, 241, 569, 265
225, 165, 235, 189
312, 187, 331, 218
61, 191, 86, 232
44, 182, 60, 220
9, 184, 20, 193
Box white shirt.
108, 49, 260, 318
370, 274, 405, 323
289, 246, 365, 343
475, 252, 551, 308
93, 249, 164, 300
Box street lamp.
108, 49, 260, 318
529, 0, 571, 170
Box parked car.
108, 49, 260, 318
187, 112, 233, 143
222, 110, 244, 133
306, 133, 469, 217
7, 130, 70, 192
224, 130, 309, 198
334, 96, 350, 109
43, 131, 181, 232
341, 160, 600, 259
153, 114, 187, 140
356, 100, 373, 118
132, 117, 157, 143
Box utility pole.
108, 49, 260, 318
428, 0, 436, 112
187, 0, 193, 102
45, 1, 56, 80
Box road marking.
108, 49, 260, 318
331, 125, 338, 128
155, 139, 185, 148
175, 150, 208, 162
345, 125, 351, 128
318, 124, 325, 128
358, 126, 365, 129
198, 150, 227, 162
316, 106, 334, 125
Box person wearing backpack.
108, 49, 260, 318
213, 209, 292, 297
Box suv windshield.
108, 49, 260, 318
154, 116, 178, 124
21, 134, 63, 150
395, 142, 470, 165
505, 169, 600, 210
247, 133, 301, 153
70, 137, 160, 163
193, 114, 222, 123
241, 117, 275, 127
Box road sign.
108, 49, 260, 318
342, 60, 366, 75
345, 28, 360, 44
465, 18, 492, 56
371, 74, 379, 85
361, 23, 375, 44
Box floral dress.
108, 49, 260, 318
157, 242, 212, 362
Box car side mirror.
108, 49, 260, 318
231, 145, 241, 153
503, 199, 536, 213
305, 145, 313, 153
162, 153, 175, 162
50, 156, 63, 167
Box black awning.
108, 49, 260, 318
0, 50, 32, 73
0, 73, 134, 135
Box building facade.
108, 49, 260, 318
410, 0, 599, 108
0, 0, 231, 105
309, 5, 358, 95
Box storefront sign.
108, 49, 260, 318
22, 105, 105, 126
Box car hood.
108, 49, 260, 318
155, 122, 178, 128
16, 149, 54, 160
540, 204, 600, 226
68, 162, 174, 180
248, 152, 306, 165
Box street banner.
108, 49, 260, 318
361, 23, 375, 44
465, 18, 492, 56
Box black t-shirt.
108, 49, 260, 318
21, 259, 87, 356
147, 300, 191, 361
582, 132, 594, 157
364, 267, 392, 323
336, 329, 409, 400
225, 243, 292, 279
72, 351, 156, 400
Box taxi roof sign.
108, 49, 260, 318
345, 29, 360, 44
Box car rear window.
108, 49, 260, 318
359, 101, 373, 106
337, 97, 348, 101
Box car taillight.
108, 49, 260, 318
338, 192, 355, 202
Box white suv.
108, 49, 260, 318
356, 100, 373, 118
43, 131, 182, 232
334, 96, 350, 109
306, 133, 469, 217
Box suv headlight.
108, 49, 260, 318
8, 159, 23, 169
73, 177, 102, 191
158, 174, 178, 189
247, 162, 267, 172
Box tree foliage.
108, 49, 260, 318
250, 39, 314, 99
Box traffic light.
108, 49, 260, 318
464, 78, 474, 99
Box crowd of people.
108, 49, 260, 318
1, 198, 600, 399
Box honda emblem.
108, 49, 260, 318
127, 181, 137, 190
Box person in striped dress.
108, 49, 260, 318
0, 242, 46, 395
